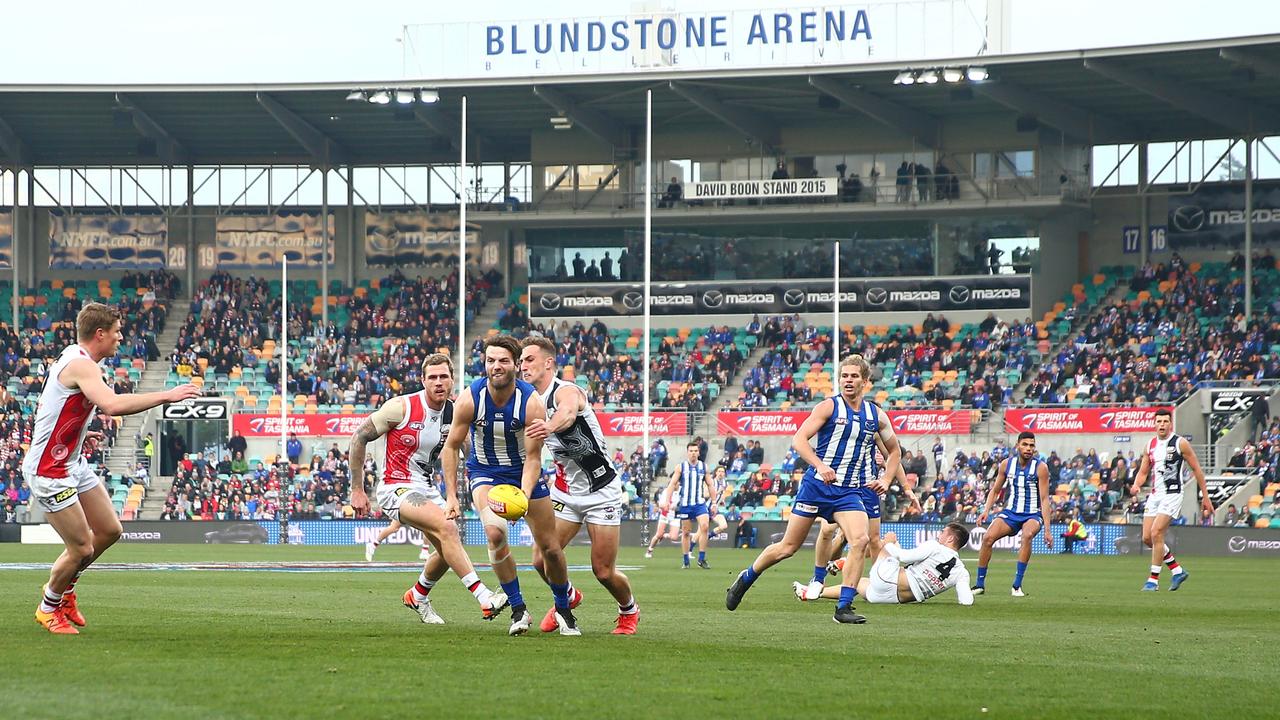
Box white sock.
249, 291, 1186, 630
410, 571, 436, 603
618, 596, 638, 615
1148, 565, 1161, 582
459, 571, 489, 601
39, 585, 63, 614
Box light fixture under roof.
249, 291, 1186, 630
942, 68, 964, 83
893, 71, 916, 85
418, 89, 440, 103
345, 90, 366, 102
967, 66, 989, 82
918, 70, 939, 84
394, 89, 415, 104
550, 115, 573, 130
368, 90, 391, 105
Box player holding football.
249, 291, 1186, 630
664, 441, 714, 569
793, 525, 973, 606
520, 338, 640, 635
1130, 409, 1211, 591
972, 431, 1051, 597
442, 335, 578, 636
349, 353, 508, 625
26, 303, 201, 634
726, 355, 901, 624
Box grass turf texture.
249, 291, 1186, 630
0, 544, 1274, 719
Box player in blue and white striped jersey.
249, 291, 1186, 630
973, 431, 1051, 597
664, 442, 714, 569
726, 355, 901, 625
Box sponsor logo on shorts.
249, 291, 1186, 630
394, 487, 409, 496
795, 502, 819, 513
552, 500, 566, 512
52, 488, 78, 504
604, 505, 617, 520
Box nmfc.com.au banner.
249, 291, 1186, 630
48, 214, 167, 269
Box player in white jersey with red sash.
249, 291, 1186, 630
645, 485, 681, 557
24, 303, 200, 634
520, 337, 640, 635
1130, 409, 1212, 591
350, 353, 508, 624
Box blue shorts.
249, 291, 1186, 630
676, 503, 709, 520
469, 474, 550, 501
857, 486, 882, 520
995, 509, 1042, 534
792, 480, 867, 523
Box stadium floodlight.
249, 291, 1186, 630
395, 89, 415, 105
943, 68, 964, 83
919, 70, 939, 84
418, 89, 440, 103
368, 90, 392, 105
345, 90, 367, 102
967, 66, 989, 82
893, 71, 916, 85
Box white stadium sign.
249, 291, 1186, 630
691, 178, 838, 200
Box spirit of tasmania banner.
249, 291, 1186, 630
364, 212, 480, 267
1003, 407, 1173, 434
596, 412, 689, 436
214, 214, 333, 269
718, 409, 971, 436
0, 211, 11, 269
232, 414, 364, 437
48, 214, 167, 269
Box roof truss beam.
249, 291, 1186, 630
0, 113, 28, 166
531, 86, 628, 148
971, 80, 1136, 142
1220, 48, 1280, 80
808, 76, 939, 147
115, 93, 187, 164
1083, 59, 1255, 135
668, 81, 780, 152
255, 92, 347, 167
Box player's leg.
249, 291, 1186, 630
646, 517, 668, 554
367, 518, 401, 561
866, 517, 883, 559
524, 495, 578, 635
800, 531, 897, 602
55, 482, 122, 627
831, 509, 871, 621
399, 493, 506, 621
810, 520, 838, 589
1147, 512, 1185, 590
472, 483, 525, 625
586, 522, 640, 634
1011, 518, 1041, 596
711, 511, 728, 535
975, 517, 1015, 593
726, 512, 817, 610
695, 512, 710, 568
1140, 513, 1160, 590
38, 497, 96, 634
533, 518, 583, 633
680, 518, 694, 567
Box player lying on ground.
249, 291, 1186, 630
521, 337, 640, 635
792, 525, 973, 605
349, 353, 507, 625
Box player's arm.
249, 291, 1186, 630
886, 541, 932, 565
1180, 437, 1213, 515
441, 391, 475, 518
1038, 461, 1053, 549
348, 398, 403, 514
792, 400, 837, 482
871, 408, 901, 494
66, 358, 199, 416
664, 463, 683, 510
538, 384, 583, 436
702, 468, 715, 510
520, 393, 548, 499
1129, 452, 1151, 496
954, 566, 975, 605
979, 462, 1007, 524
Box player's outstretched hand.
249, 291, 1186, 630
525, 419, 548, 441
166, 384, 201, 402
977, 510, 989, 525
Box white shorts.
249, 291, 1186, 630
551, 483, 623, 527
865, 556, 904, 605
376, 482, 445, 521
25, 462, 102, 513
1144, 493, 1183, 518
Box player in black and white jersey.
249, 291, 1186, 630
794, 523, 973, 606
1130, 409, 1211, 591
520, 337, 640, 635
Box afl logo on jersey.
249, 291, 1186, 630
409, 422, 425, 430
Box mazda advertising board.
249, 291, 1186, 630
529, 275, 1030, 318
1167, 180, 1280, 247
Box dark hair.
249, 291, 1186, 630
1017, 431, 1036, 443
944, 522, 970, 548
687, 441, 699, 450
1154, 408, 1172, 419
483, 335, 522, 362
521, 336, 557, 357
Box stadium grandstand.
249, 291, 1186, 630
3, 23, 1280, 538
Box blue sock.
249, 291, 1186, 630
975, 566, 988, 588
741, 565, 761, 589
698, 551, 706, 563
1013, 561, 1027, 589
813, 565, 827, 584
838, 585, 856, 608
551, 581, 571, 610
683, 553, 690, 567
500, 579, 524, 609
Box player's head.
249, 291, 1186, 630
940, 522, 970, 551
420, 353, 454, 403
1154, 408, 1172, 438
519, 336, 557, 387
77, 302, 123, 357
686, 441, 700, 462
483, 335, 522, 390
837, 354, 871, 399
1016, 431, 1036, 459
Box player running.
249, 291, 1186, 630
664, 441, 714, 569
442, 335, 578, 636
349, 353, 507, 625
1130, 409, 1211, 591
972, 431, 1051, 597
520, 338, 640, 635
708, 466, 730, 540
26, 303, 201, 634
726, 355, 901, 624
793, 525, 973, 606
644, 485, 681, 558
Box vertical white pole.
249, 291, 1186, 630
11, 169, 18, 329
321, 168, 329, 330
643, 89, 653, 454
459, 95, 468, 369
280, 257, 288, 463
833, 240, 840, 369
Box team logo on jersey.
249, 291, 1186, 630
51, 444, 70, 461
399, 435, 416, 446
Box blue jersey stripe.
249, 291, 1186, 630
1006, 457, 1040, 514
466, 377, 534, 482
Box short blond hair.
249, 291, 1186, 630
421, 353, 454, 377
77, 302, 121, 342
521, 336, 556, 358
838, 354, 871, 380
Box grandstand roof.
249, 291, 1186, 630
2, 34, 1280, 167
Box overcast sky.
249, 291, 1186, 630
4, 0, 1279, 84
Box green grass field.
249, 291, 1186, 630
1, 544, 1276, 719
